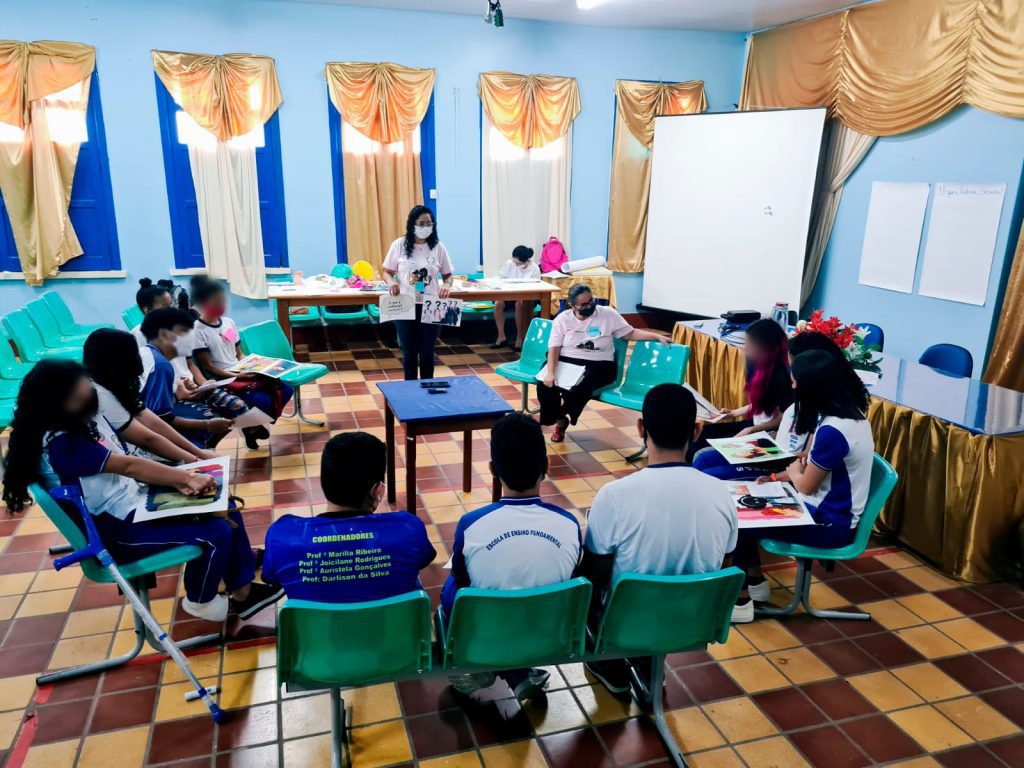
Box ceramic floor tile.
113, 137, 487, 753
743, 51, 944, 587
935, 696, 1020, 741
479, 739, 547, 768
664, 707, 726, 753
847, 670, 924, 711
701, 697, 777, 742
887, 705, 974, 752
765, 647, 836, 685
892, 662, 970, 702
77, 725, 149, 768
719, 655, 790, 694
735, 736, 812, 768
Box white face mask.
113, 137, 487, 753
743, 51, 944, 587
174, 330, 195, 358
414, 224, 433, 240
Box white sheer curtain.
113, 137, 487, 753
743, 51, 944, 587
180, 112, 268, 299
481, 115, 571, 276
802, 122, 876, 303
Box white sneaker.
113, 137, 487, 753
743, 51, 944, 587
182, 594, 229, 622
748, 579, 771, 603
731, 599, 754, 624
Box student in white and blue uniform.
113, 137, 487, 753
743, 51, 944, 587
694, 331, 857, 480
731, 350, 874, 622
441, 413, 581, 704
0, 360, 280, 624
263, 432, 436, 602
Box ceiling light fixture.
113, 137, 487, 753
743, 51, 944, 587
484, 0, 504, 27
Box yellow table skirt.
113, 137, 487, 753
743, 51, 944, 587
673, 321, 1024, 582
542, 270, 617, 317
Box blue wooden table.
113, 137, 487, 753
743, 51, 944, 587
378, 375, 515, 513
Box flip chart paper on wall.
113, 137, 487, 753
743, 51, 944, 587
919, 183, 1006, 305
858, 182, 930, 293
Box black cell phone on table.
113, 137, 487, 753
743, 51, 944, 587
419, 381, 450, 388
427, 388, 447, 394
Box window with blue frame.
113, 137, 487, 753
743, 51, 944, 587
0, 71, 120, 273
328, 91, 437, 264
153, 75, 288, 270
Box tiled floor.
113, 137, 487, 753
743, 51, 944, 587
1, 337, 1023, 768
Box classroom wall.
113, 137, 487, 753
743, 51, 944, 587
0, 0, 747, 327
809, 107, 1024, 367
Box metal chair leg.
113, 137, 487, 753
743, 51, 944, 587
330, 687, 347, 768
646, 655, 687, 768
626, 441, 648, 463
519, 383, 540, 415
283, 384, 325, 427
756, 558, 871, 621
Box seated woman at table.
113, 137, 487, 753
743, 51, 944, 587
688, 318, 792, 459
492, 245, 541, 351
1, 360, 281, 622
731, 349, 873, 623
695, 331, 864, 480
538, 284, 668, 443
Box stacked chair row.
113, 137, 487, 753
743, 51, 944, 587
1, 293, 113, 428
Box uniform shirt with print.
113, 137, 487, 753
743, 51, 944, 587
499, 258, 541, 280
192, 317, 242, 371
382, 237, 454, 304
803, 416, 874, 529
549, 305, 633, 362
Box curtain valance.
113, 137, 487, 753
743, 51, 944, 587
615, 79, 706, 149
325, 61, 435, 144
479, 72, 580, 149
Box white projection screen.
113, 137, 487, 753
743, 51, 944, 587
643, 108, 827, 317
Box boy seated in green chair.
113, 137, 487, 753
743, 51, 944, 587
581, 384, 738, 696
441, 413, 582, 707
262, 432, 436, 602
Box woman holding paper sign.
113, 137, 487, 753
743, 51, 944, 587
383, 205, 454, 380
1, 361, 283, 623
538, 284, 669, 442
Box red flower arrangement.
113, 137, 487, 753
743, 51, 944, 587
792, 310, 880, 371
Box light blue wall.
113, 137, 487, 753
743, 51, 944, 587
0, 0, 746, 327
809, 107, 1024, 366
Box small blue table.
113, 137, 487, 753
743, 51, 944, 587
378, 375, 515, 513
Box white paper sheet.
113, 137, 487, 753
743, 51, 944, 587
378, 293, 416, 323
191, 377, 236, 395
858, 182, 930, 293
536, 362, 586, 390
233, 408, 273, 429
421, 297, 464, 327
559, 256, 607, 273
683, 383, 724, 422
919, 183, 1006, 305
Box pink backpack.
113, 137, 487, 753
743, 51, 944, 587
540, 236, 568, 273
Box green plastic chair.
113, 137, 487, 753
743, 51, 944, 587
0, 377, 20, 401
322, 264, 368, 325
598, 342, 690, 411
29, 483, 221, 685
3, 310, 82, 362
239, 320, 329, 426
0, 399, 14, 430
591, 568, 744, 767
41, 292, 113, 336
494, 318, 553, 411
0, 330, 34, 380
122, 304, 144, 331
593, 336, 630, 399
438, 578, 591, 671
25, 299, 91, 346
757, 454, 899, 621
278, 593, 431, 767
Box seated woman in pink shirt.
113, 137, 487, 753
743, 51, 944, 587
538, 284, 668, 442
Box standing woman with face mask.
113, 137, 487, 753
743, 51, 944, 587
538, 284, 669, 442
382, 205, 454, 380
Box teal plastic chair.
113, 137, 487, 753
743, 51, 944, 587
591, 568, 744, 767
0, 399, 14, 429
3, 310, 82, 362
25, 299, 91, 346
593, 336, 630, 399
0, 330, 34, 380
494, 318, 553, 411
322, 266, 370, 326
757, 454, 899, 621
278, 592, 433, 768
121, 304, 144, 331
239, 320, 329, 426
41, 292, 113, 336
29, 483, 221, 686
598, 342, 690, 411
438, 578, 591, 672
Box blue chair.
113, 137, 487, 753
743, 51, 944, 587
855, 323, 884, 351
919, 344, 973, 378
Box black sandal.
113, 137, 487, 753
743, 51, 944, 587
489, 340, 509, 349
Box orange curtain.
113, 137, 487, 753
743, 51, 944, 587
325, 62, 434, 144
479, 72, 580, 149
0, 40, 95, 283
151, 50, 282, 140
984, 225, 1024, 391
740, 0, 1024, 137
325, 62, 434, 275
608, 80, 706, 272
